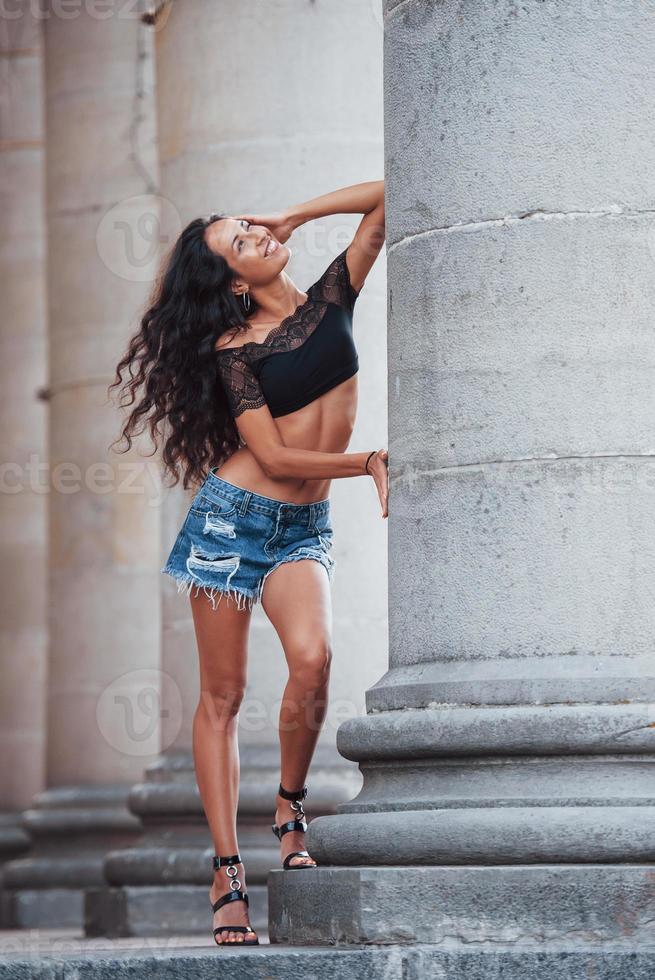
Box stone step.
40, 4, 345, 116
0, 932, 654, 980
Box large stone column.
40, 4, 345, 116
0, 6, 48, 808
0, 7, 48, 921
3, 1, 160, 927
270, 0, 655, 960
91, 0, 386, 939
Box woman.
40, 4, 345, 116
109, 179, 388, 947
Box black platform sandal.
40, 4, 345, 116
271, 782, 318, 869
210, 853, 259, 946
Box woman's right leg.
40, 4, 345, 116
189, 587, 256, 944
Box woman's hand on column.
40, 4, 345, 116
368, 449, 389, 518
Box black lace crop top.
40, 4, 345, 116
215, 245, 360, 418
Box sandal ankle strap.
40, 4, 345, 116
278, 782, 308, 802
213, 852, 242, 871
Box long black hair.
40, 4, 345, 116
108, 213, 259, 490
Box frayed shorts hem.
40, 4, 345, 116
161, 549, 335, 613
161, 566, 260, 612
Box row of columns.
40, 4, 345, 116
96, 0, 385, 936
1, 0, 387, 937
2, 0, 654, 964
2, 2, 161, 926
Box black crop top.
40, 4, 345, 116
215, 245, 360, 418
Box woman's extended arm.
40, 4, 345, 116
286, 179, 384, 230
269, 446, 372, 479
236, 407, 389, 516
237, 403, 376, 479
267, 443, 389, 519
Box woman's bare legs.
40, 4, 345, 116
262, 559, 333, 868
189, 588, 257, 944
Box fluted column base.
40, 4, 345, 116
303, 702, 655, 864
0, 813, 31, 928
1, 786, 140, 929
270, 700, 655, 945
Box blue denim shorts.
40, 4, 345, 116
161, 467, 336, 611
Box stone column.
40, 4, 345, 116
3, 1, 159, 927
91, 0, 386, 939
270, 0, 655, 958
0, 8, 48, 921
0, 5, 48, 807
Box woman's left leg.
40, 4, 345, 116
261, 557, 333, 868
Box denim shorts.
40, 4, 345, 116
161, 467, 336, 611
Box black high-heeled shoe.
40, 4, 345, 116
210, 853, 259, 946
271, 782, 318, 869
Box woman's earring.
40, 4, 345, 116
242, 290, 251, 312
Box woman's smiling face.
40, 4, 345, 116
205, 216, 288, 286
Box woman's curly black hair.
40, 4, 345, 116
107, 212, 260, 490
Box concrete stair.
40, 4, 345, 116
1, 929, 654, 979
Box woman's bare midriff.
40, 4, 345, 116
214, 374, 359, 504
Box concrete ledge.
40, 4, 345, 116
268, 865, 655, 947
85, 884, 268, 938
3, 889, 84, 929
1, 942, 655, 980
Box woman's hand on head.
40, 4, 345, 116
368, 449, 389, 518
235, 210, 296, 245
